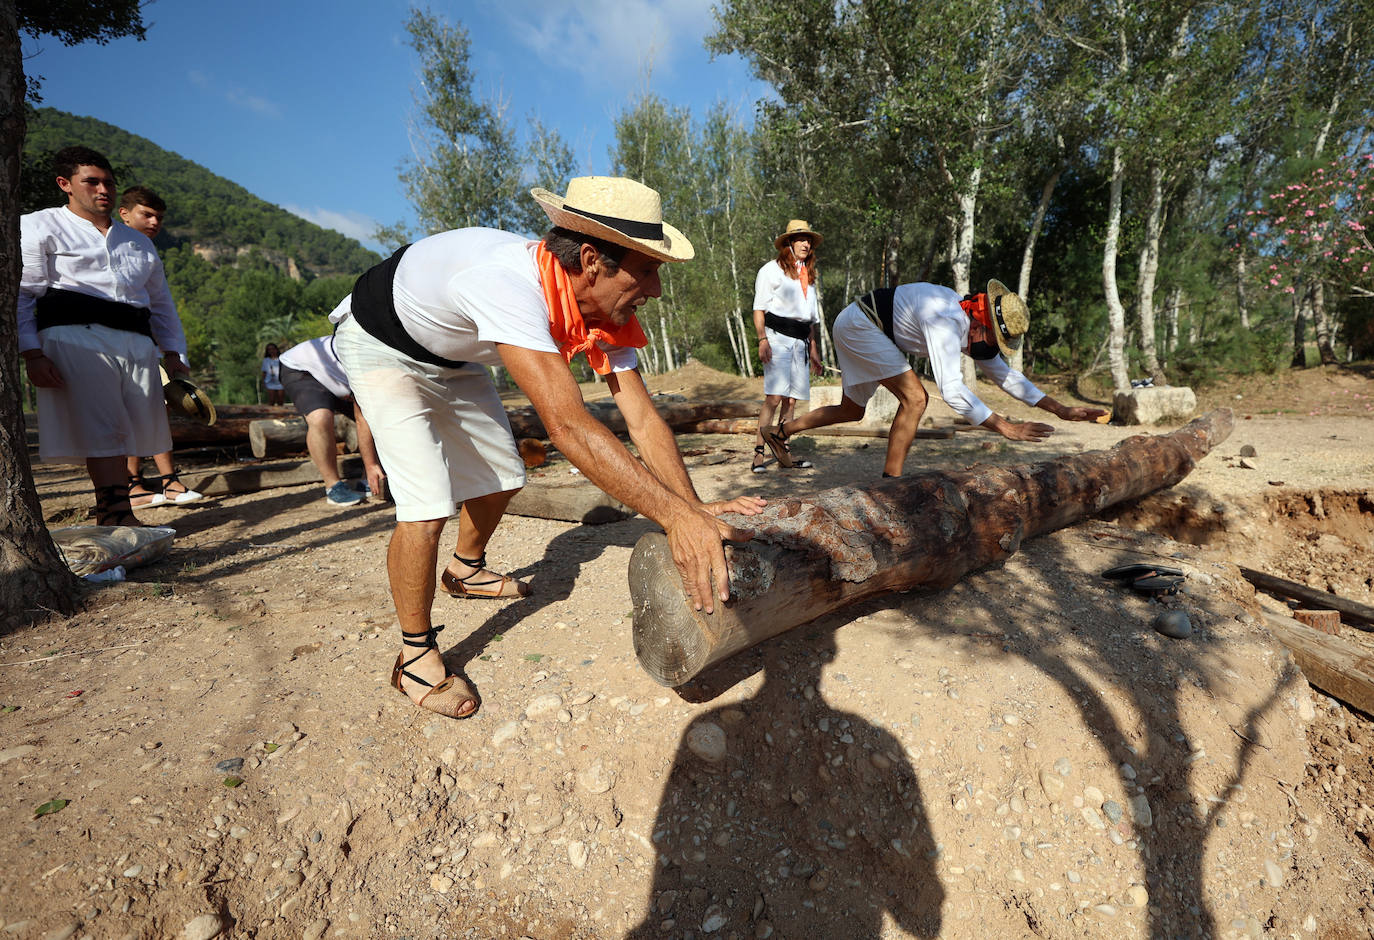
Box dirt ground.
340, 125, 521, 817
2, 362, 1374, 939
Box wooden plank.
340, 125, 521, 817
1262, 611, 1374, 717
180, 456, 361, 497
1240, 567, 1374, 629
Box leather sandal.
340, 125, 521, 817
440, 552, 530, 599
158, 470, 204, 505
128, 473, 167, 508
764, 423, 795, 468
751, 445, 770, 473
94, 483, 143, 528
390, 625, 478, 719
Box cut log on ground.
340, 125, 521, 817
1262, 612, 1374, 716
1239, 567, 1374, 630
506, 474, 633, 525
673, 418, 957, 440
629, 410, 1234, 686
248, 415, 358, 459
506, 399, 759, 439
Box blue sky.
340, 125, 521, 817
23, 0, 768, 251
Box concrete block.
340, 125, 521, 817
810, 385, 899, 429
1111, 386, 1197, 425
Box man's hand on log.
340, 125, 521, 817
665, 507, 752, 614
701, 495, 768, 517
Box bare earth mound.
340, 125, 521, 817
1, 364, 1373, 938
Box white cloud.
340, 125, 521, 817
185, 69, 283, 120
284, 204, 384, 249
505, 0, 718, 89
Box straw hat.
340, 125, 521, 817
160, 366, 217, 426
773, 219, 822, 250
985, 279, 1030, 359
530, 176, 693, 263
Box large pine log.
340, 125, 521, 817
506, 399, 759, 438
168, 405, 293, 448
629, 410, 1234, 686
248, 415, 358, 458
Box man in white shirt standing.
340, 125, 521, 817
331, 176, 764, 720
18, 146, 190, 526
766, 280, 1105, 477
277, 334, 385, 507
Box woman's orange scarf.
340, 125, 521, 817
959, 292, 993, 333
535, 242, 648, 375
794, 259, 810, 297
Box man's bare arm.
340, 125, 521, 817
498, 344, 747, 611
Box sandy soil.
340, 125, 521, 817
2, 363, 1373, 939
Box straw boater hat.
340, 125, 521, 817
984, 279, 1030, 359
773, 219, 822, 250
530, 177, 693, 263
159, 366, 217, 426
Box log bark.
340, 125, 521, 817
168, 405, 293, 448
1262, 612, 1374, 717
1239, 567, 1374, 629
630, 410, 1234, 686
506, 399, 759, 439
248, 415, 357, 459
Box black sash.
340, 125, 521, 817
35, 288, 153, 339
855, 288, 896, 340
349, 245, 466, 369
763, 312, 812, 341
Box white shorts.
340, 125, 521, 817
36, 324, 170, 464
832, 304, 912, 407
333, 317, 525, 523
762, 328, 812, 400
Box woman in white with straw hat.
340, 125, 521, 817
751, 219, 823, 472
331, 176, 764, 720
765, 279, 1105, 477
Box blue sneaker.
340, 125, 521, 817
325, 481, 364, 507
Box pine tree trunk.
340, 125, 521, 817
1312, 281, 1338, 365
1166, 286, 1183, 355
1235, 251, 1251, 330
1135, 164, 1167, 382
1013, 164, 1064, 374
1291, 288, 1309, 368
1103, 145, 1131, 391
0, 8, 82, 624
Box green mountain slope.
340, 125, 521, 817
23, 107, 380, 277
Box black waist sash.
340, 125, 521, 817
35, 288, 153, 339
349, 245, 466, 369
763, 311, 813, 341
855, 288, 897, 340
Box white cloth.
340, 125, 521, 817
261, 356, 283, 390
762, 331, 812, 399
333, 317, 524, 522
34, 324, 170, 463
18, 206, 186, 357
752, 259, 818, 325
279, 337, 351, 399
833, 283, 1044, 425
329, 228, 638, 373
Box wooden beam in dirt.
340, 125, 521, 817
181, 457, 356, 497
248, 415, 358, 459
629, 410, 1234, 687
675, 419, 958, 440
1262, 612, 1374, 717
506, 474, 633, 525
506, 399, 760, 439
1240, 568, 1374, 630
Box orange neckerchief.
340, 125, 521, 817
535, 242, 648, 375
794, 259, 810, 297
959, 292, 993, 333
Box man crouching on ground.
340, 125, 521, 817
332, 176, 765, 719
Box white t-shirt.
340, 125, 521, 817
279, 336, 352, 399
261, 356, 282, 387
18, 205, 187, 357
889, 283, 1045, 426
752, 259, 818, 324
329, 228, 638, 373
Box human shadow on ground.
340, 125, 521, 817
625, 626, 943, 938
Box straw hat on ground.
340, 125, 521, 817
159, 366, 217, 426
531, 177, 693, 263
985, 278, 1029, 359
774, 219, 822, 250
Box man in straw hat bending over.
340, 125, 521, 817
331, 177, 765, 719
764, 280, 1105, 478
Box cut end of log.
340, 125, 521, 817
629, 533, 714, 686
